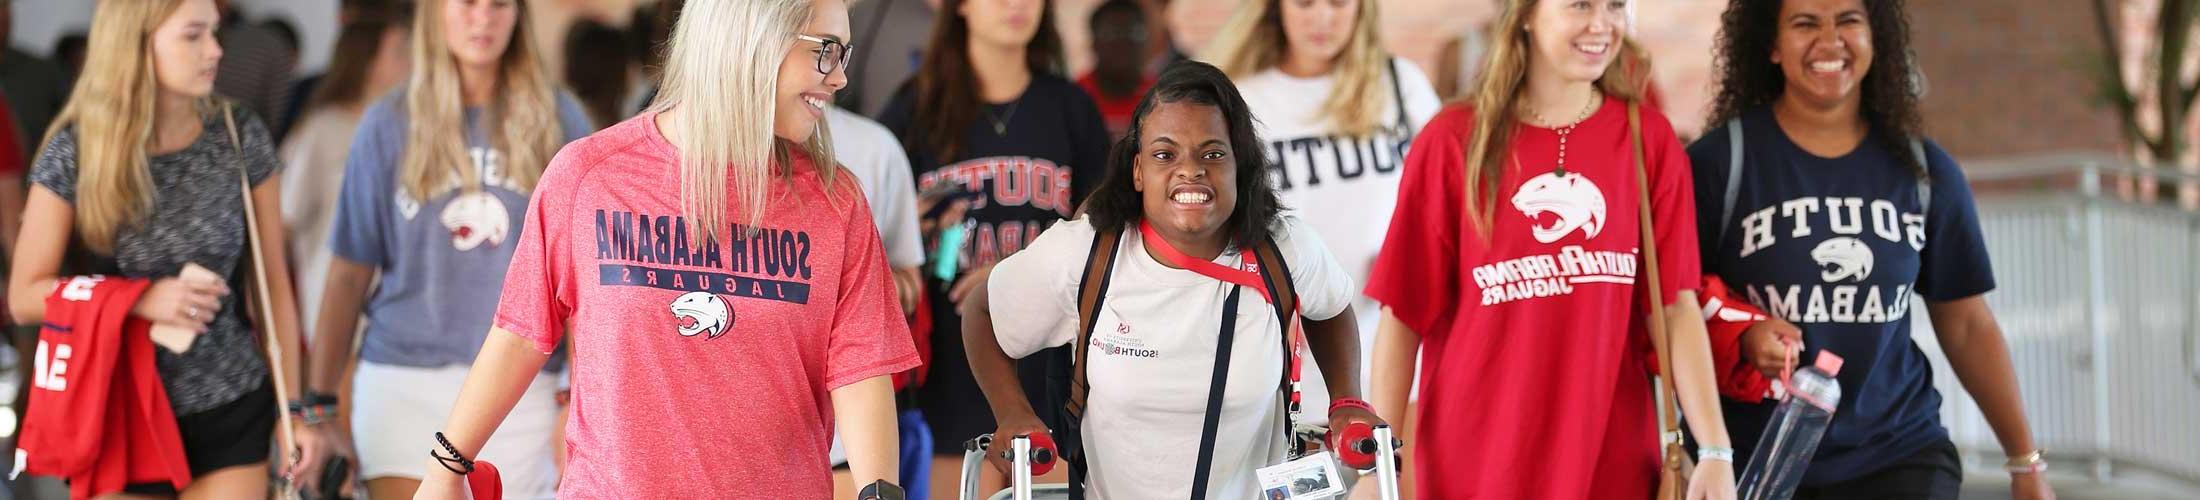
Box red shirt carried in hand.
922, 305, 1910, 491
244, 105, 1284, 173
19, 276, 192, 499
1365, 99, 1701, 499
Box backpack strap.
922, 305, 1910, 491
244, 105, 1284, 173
1249, 239, 1297, 382
1064, 227, 1122, 499
1067, 228, 1124, 423
1248, 236, 1303, 455
1717, 117, 1744, 251
1188, 285, 1245, 499
1910, 138, 1932, 211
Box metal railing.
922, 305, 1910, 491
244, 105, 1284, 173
1916, 154, 2200, 487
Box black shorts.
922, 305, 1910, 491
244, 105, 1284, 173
122, 380, 276, 495
1793, 438, 1963, 500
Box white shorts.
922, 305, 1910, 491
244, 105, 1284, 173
352, 361, 562, 499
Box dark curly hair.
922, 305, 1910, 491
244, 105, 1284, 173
1708, 0, 1927, 177
1083, 61, 1284, 247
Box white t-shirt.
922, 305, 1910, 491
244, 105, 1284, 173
1236, 58, 1442, 413
828, 106, 925, 268
279, 107, 365, 332
825, 106, 923, 468
987, 216, 1355, 499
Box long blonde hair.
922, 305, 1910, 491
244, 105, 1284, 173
1461, 0, 1648, 236
399, 0, 562, 200
1204, 0, 1393, 138
646, 0, 839, 245
45, 0, 190, 254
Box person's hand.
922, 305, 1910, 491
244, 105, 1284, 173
2011, 469, 2056, 500
1741, 317, 1803, 380
891, 267, 923, 316
286, 419, 352, 493
131, 275, 227, 332
983, 415, 1053, 477
917, 191, 972, 249
1326, 406, 1386, 456
1687, 458, 1736, 500
950, 263, 995, 308
283, 420, 330, 491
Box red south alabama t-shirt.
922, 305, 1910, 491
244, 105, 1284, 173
1364, 99, 1701, 499
493, 114, 920, 498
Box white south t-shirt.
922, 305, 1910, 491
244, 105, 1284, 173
1236, 58, 1442, 413
987, 215, 1355, 499
828, 105, 925, 268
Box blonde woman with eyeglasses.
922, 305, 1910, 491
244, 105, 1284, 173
412, 0, 917, 497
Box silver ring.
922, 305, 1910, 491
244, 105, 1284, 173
187, 306, 201, 320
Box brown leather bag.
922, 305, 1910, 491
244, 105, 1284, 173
1629, 103, 1695, 500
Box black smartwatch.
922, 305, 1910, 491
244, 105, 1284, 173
856, 480, 905, 500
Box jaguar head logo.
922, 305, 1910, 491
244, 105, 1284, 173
441, 191, 510, 251
1511, 172, 1607, 244
1811, 237, 1875, 283
670, 292, 732, 339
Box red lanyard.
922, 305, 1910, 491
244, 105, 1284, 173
1137, 221, 1306, 421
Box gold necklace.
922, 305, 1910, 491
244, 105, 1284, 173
1524, 91, 1603, 177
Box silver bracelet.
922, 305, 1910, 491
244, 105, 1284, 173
1697, 446, 1735, 463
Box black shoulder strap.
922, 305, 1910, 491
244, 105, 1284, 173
1188, 285, 1244, 500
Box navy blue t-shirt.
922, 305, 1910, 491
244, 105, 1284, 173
1686, 106, 1996, 485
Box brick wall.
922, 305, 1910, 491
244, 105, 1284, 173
1900, 0, 2122, 158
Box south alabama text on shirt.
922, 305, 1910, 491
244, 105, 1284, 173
1732, 196, 1927, 325
916, 156, 1076, 269
592, 209, 818, 312
1472, 246, 1641, 306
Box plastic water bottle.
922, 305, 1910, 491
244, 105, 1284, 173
1738, 351, 1845, 500
931, 222, 967, 281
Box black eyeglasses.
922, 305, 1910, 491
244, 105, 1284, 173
794, 34, 854, 75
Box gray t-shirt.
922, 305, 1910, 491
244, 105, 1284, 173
330, 93, 590, 369
29, 105, 281, 415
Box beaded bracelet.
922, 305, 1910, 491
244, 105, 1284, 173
432, 432, 475, 475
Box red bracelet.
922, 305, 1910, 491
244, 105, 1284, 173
1329, 397, 1374, 415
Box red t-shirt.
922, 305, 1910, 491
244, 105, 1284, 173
1364, 98, 1700, 499
493, 114, 921, 498
1075, 73, 1153, 140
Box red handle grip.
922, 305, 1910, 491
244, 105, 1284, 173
1332, 422, 1377, 470
1026, 432, 1059, 476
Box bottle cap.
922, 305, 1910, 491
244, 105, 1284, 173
1814, 351, 1845, 376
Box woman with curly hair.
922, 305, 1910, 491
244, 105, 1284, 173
1687, 0, 2053, 498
